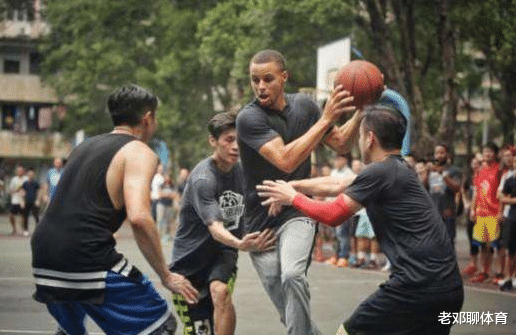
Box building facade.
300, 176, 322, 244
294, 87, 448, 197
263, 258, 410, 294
0, 0, 71, 165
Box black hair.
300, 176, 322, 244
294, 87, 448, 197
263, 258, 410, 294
251, 50, 287, 72
483, 141, 499, 155
361, 104, 407, 150
208, 112, 236, 139
107, 84, 158, 126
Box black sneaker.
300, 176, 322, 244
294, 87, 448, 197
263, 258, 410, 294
500, 279, 513, 291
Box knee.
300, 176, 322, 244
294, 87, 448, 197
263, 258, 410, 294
281, 270, 305, 289
210, 281, 231, 308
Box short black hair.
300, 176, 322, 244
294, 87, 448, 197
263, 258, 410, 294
361, 104, 407, 150
107, 84, 158, 126
250, 50, 286, 72
483, 141, 499, 155
208, 112, 236, 139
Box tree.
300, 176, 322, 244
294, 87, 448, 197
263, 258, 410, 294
462, 0, 516, 145
39, 0, 220, 168
198, 0, 357, 110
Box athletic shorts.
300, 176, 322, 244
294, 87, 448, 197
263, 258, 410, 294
472, 216, 500, 244
344, 284, 464, 335
10, 204, 23, 215
502, 217, 516, 254
355, 212, 375, 239
172, 250, 237, 335
46, 267, 173, 335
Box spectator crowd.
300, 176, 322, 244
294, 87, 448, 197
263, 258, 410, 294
2, 141, 515, 293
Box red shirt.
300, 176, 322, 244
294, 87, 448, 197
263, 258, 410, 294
474, 162, 500, 217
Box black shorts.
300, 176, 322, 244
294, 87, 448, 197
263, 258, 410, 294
172, 250, 237, 335
10, 204, 23, 215
344, 284, 464, 335
502, 217, 516, 254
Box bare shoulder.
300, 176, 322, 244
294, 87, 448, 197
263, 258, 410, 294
120, 140, 157, 166
111, 140, 159, 180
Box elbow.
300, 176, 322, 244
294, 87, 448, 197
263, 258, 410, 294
127, 211, 153, 230
274, 160, 298, 174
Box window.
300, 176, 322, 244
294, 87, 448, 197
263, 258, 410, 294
2, 105, 16, 130
29, 52, 40, 74
4, 59, 20, 74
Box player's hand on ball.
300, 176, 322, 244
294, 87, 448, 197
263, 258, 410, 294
164, 271, 199, 305
321, 85, 356, 124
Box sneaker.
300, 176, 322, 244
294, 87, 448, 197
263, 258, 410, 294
470, 272, 489, 284
348, 255, 357, 267
492, 273, 504, 285
336, 258, 348, 267
364, 260, 378, 270
461, 264, 477, 277
22, 230, 30, 237
353, 258, 367, 268
381, 260, 391, 272
500, 279, 513, 291
325, 256, 337, 266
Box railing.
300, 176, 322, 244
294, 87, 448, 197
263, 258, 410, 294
0, 131, 71, 158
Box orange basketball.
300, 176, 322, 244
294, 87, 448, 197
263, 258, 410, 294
334, 60, 384, 108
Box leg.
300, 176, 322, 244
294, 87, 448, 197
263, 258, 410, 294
250, 248, 286, 325
210, 280, 236, 335
462, 218, 479, 276
85, 268, 173, 335
279, 217, 322, 335
33, 204, 40, 225
9, 207, 17, 235
47, 302, 88, 335
22, 205, 30, 234
156, 202, 166, 237
172, 292, 212, 335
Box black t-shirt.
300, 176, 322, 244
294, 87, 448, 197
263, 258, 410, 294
22, 180, 40, 204
345, 155, 462, 292
502, 174, 516, 221
170, 158, 245, 276
236, 94, 320, 232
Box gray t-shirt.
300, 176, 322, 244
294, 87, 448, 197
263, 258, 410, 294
345, 155, 462, 292
428, 165, 462, 219
236, 94, 320, 232
170, 157, 245, 275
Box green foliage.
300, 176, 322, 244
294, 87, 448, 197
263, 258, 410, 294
460, 0, 516, 143
198, 0, 356, 104
37, 0, 516, 167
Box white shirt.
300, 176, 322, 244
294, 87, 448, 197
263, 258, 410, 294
9, 175, 28, 205
150, 173, 165, 201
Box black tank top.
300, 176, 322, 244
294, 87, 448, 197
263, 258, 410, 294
32, 133, 135, 273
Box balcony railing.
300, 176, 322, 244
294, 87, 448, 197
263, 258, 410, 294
0, 131, 71, 158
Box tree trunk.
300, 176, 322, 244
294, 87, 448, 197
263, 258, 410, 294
436, 0, 458, 155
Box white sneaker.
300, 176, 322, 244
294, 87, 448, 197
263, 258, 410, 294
22, 231, 30, 237
381, 260, 391, 272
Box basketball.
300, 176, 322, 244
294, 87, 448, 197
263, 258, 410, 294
334, 60, 384, 108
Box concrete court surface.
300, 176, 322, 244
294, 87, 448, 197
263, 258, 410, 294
0, 215, 515, 335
